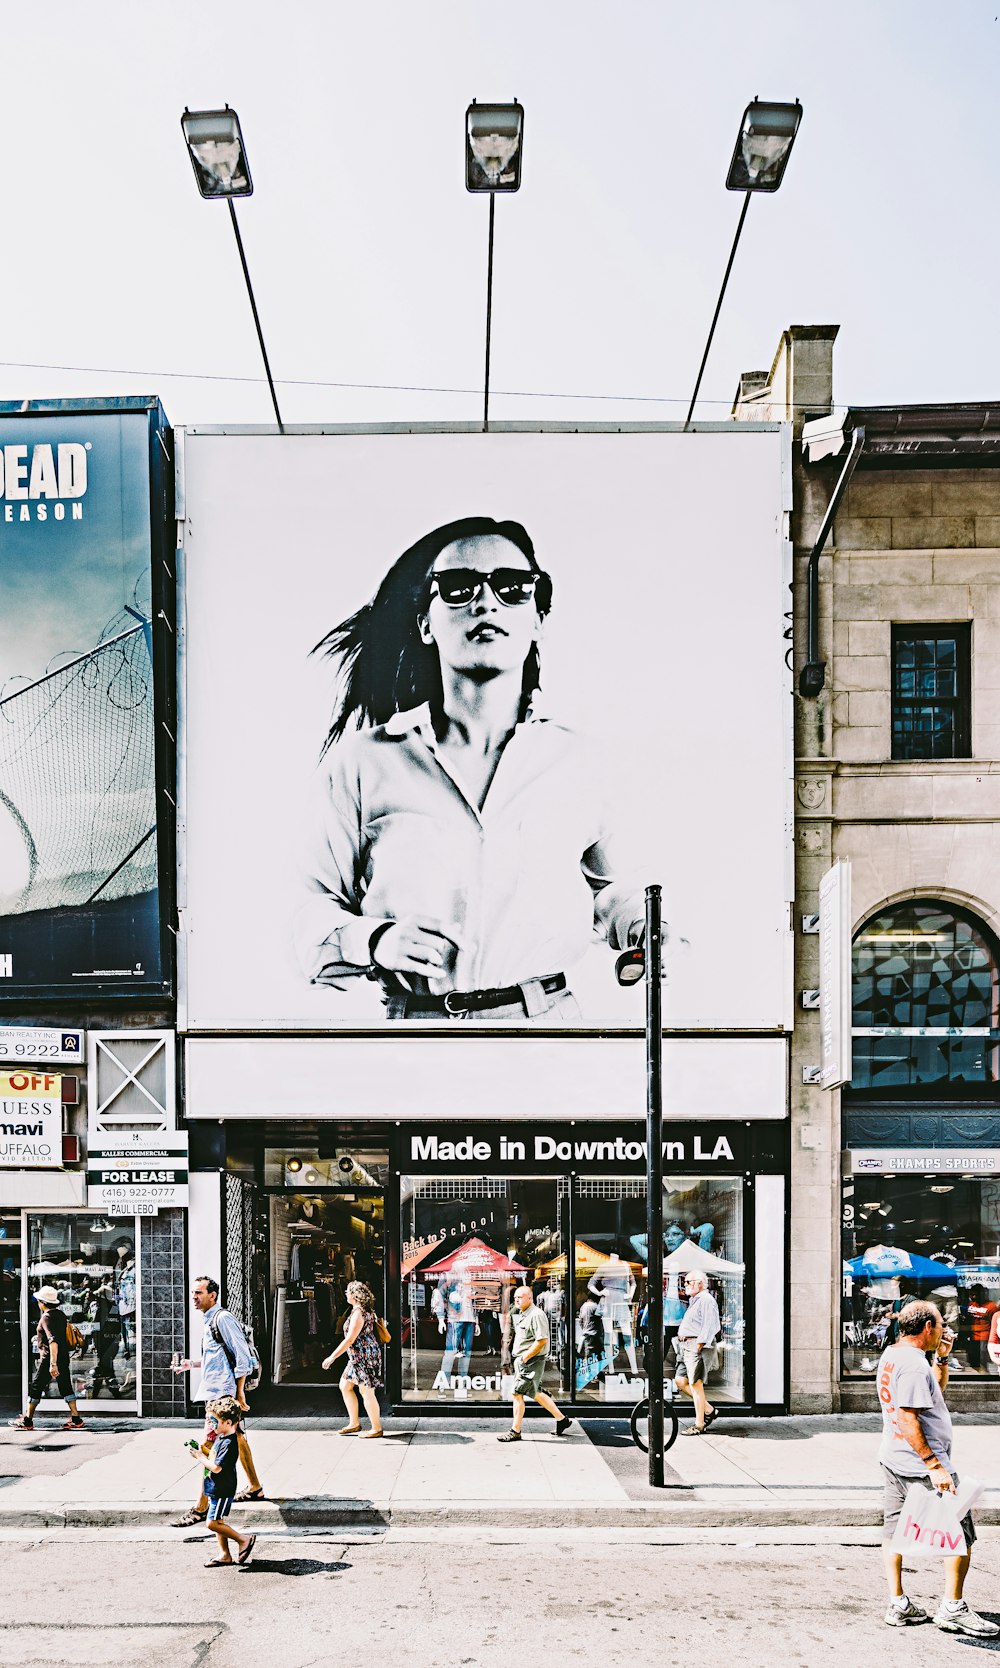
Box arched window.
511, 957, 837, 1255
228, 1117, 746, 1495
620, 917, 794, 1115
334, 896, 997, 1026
851, 900, 1000, 1091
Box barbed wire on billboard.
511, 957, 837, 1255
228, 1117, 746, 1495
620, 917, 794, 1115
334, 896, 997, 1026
0, 621, 156, 918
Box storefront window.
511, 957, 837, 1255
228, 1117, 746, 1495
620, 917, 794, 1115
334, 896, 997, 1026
400, 1172, 746, 1405
842, 1174, 1000, 1376
1, 1212, 21, 1397
574, 1176, 745, 1404
400, 1177, 566, 1403
26, 1215, 140, 1405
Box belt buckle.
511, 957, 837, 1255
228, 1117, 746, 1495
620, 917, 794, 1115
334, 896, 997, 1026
443, 992, 469, 1017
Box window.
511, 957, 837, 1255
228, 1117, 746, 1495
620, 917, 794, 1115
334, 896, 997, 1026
573, 1176, 745, 1404
400, 1177, 565, 1403
25, 1214, 141, 1408
891, 625, 970, 760
842, 1173, 1000, 1377
852, 901, 1000, 1091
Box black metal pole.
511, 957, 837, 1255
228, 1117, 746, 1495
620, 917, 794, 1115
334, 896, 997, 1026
645, 883, 665, 1487
483, 191, 496, 432
683, 191, 752, 432
228, 198, 285, 434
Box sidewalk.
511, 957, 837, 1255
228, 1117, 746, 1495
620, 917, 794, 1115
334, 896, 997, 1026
2, 1413, 1000, 1530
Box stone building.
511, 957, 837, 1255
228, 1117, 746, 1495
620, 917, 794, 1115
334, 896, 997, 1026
737, 327, 1000, 1411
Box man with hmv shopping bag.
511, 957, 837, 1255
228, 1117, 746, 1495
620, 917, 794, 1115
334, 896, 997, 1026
877, 1299, 997, 1636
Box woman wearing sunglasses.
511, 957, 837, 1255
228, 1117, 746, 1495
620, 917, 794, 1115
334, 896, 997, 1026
293, 515, 645, 1023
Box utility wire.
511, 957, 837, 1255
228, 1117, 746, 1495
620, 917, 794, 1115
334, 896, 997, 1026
0, 358, 850, 412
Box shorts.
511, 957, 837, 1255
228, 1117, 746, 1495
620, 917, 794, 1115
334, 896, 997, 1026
30, 1357, 74, 1401
675, 1341, 718, 1384
880, 1464, 977, 1548
206, 1495, 234, 1524
511, 1356, 547, 1397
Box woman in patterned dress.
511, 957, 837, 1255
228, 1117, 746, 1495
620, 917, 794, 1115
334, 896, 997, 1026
322, 1280, 384, 1438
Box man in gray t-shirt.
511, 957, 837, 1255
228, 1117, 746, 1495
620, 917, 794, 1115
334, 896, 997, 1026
876, 1299, 997, 1638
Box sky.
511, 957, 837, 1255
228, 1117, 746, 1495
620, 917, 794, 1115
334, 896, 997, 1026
1, 2, 997, 429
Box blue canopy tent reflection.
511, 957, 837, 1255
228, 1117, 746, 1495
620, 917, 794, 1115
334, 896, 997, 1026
844, 1244, 956, 1280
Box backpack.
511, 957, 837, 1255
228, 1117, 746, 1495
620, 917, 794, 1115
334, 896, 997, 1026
207, 1309, 262, 1393
64, 1320, 84, 1350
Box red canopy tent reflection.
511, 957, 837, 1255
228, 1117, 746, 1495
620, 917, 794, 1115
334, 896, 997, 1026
422, 1236, 527, 1275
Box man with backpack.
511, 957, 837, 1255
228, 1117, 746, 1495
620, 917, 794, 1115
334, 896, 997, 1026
171, 1275, 266, 1528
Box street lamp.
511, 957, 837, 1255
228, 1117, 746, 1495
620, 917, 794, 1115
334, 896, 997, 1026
181, 106, 285, 433
683, 99, 802, 431
616, 885, 665, 1488
465, 100, 524, 432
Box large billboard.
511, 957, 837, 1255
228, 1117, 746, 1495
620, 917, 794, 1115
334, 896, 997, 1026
0, 403, 172, 998
181, 427, 792, 1032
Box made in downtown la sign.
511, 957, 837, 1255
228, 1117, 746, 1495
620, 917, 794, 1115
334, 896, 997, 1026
401, 1121, 747, 1174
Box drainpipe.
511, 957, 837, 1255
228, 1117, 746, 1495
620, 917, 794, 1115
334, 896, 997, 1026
799, 425, 865, 697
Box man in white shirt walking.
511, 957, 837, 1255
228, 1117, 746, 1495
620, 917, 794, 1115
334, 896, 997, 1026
673, 1272, 721, 1435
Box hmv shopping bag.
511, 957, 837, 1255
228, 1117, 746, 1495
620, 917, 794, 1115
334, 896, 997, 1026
891, 1477, 985, 1559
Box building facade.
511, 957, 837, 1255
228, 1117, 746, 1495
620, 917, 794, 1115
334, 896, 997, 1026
737, 328, 1000, 1411
176, 422, 794, 1419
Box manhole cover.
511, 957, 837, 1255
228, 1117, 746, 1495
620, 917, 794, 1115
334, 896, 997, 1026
25, 1442, 73, 1453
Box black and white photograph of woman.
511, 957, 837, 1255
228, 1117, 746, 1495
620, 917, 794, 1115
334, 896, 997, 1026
293, 515, 648, 1024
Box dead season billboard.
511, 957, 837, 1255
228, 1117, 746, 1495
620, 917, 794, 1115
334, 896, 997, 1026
0, 401, 173, 998
180, 427, 792, 1032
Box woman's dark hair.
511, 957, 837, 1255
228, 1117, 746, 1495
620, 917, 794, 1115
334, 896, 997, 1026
314, 516, 551, 752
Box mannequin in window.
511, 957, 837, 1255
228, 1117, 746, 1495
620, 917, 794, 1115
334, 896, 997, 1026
88, 1280, 122, 1398
587, 1253, 637, 1374
538, 1278, 566, 1367
435, 1274, 478, 1378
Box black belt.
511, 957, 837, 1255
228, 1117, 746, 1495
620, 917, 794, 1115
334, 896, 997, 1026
397, 972, 567, 1016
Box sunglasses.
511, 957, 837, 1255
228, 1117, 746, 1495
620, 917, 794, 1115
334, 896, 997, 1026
428, 567, 544, 608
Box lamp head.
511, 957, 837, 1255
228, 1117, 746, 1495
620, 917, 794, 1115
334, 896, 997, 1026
181, 106, 253, 199
726, 99, 802, 193
466, 100, 524, 192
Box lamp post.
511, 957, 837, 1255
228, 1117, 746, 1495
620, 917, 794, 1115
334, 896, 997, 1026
683, 99, 802, 431
616, 884, 664, 1487
181, 106, 285, 434
465, 100, 524, 433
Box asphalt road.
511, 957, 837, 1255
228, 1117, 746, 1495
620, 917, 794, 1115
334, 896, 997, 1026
4, 1527, 1000, 1666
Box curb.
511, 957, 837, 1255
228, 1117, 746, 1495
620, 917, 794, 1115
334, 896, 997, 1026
8, 1499, 1000, 1531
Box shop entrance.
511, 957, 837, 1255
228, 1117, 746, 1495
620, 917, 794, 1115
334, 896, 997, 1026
268, 1189, 385, 1387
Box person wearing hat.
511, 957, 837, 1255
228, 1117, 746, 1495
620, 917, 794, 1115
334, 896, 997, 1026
10, 1285, 85, 1431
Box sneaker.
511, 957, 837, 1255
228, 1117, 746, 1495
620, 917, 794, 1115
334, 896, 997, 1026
933, 1602, 1000, 1637
555, 1417, 573, 1436
884, 1598, 930, 1627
